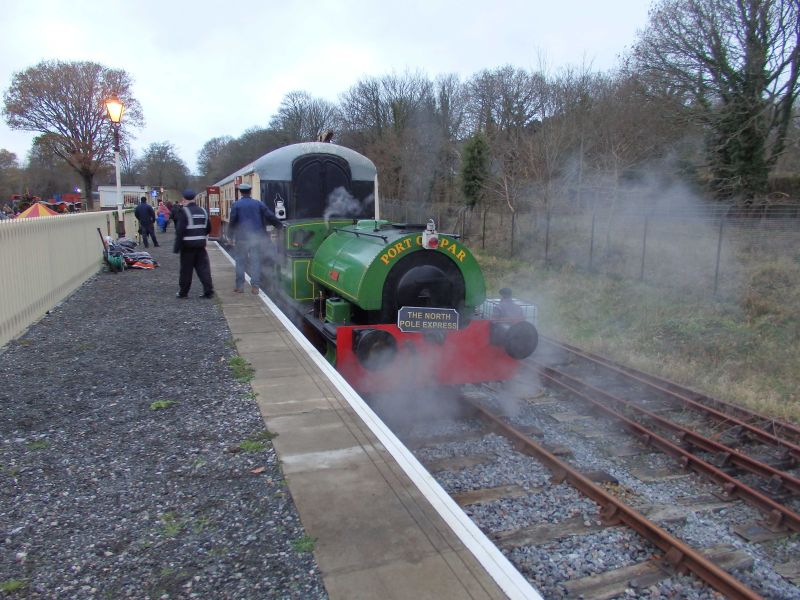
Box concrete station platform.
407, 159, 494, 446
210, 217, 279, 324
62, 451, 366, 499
207, 243, 539, 600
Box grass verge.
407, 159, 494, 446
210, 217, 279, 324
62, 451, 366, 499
477, 251, 800, 423
228, 356, 255, 383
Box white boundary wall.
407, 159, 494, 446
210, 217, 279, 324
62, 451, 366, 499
0, 211, 137, 349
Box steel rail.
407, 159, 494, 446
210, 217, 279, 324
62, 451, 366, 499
533, 361, 800, 498
532, 364, 800, 534
540, 336, 800, 461
462, 398, 763, 600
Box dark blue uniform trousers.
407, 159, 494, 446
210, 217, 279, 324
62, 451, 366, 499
178, 247, 213, 296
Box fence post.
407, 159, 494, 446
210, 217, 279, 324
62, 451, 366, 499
639, 215, 649, 281
713, 215, 725, 294
115, 204, 125, 237
481, 208, 487, 249
510, 211, 516, 256
589, 212, 596, 270
545, 208, 551, 264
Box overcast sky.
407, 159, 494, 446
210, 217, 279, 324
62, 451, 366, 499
1, 0, 651, 175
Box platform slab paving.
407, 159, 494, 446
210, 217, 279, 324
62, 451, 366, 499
208, 245, 508, 599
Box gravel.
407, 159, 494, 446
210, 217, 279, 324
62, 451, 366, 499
0, 238, 327, 599
492, 386, 800, 600
407, 386, 800, 599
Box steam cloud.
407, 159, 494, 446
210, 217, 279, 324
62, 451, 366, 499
323, 187, 374, 223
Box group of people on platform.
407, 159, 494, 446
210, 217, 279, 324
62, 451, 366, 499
134, 184, 284, 301
133, 197, 196, 246
133, 197, 184, 248
131, 191, 215, 298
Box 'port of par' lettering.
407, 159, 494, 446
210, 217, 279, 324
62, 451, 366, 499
379, 236, 466, 265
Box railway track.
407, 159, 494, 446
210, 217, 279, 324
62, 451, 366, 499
533, 337, 800, 532
541, 338, 800, 449
386, 339, 800, 599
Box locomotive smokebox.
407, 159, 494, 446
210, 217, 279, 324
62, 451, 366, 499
491, 320, 539, 360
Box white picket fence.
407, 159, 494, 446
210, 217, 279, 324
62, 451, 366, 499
0, 211, 137, 348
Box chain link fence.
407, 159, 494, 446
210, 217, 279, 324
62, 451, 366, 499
380, 200, 800, 298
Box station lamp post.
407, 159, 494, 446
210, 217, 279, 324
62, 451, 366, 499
104, 96, 125, 236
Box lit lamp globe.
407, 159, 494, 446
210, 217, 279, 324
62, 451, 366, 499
104, 96, 124, 124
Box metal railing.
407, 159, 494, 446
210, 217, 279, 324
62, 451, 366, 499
381, 200, 800, 298
0, 211, 137, 348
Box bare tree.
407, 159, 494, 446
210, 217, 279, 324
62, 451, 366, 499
427, 74, 469, 204
119, 141, 137, 184
0, 149, 17, 171
269, 91, 339, 142
22, 141, 83, 200
338, 77, 388, 144
585, 75, 685, 190
3, 60, 143, 210
338, 71, 439, 201
0, 149, 20, 201
775, 110, 800, 173
228, 128, 289, 172
434, 74, 468, 141
465, 66, 544, 135
338, 71, 433, 138
197, 135, 234, 184
630, 0, 800, 199
464, 66, 546, 227
134, 142, 190, 190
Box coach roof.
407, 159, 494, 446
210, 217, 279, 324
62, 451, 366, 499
254, 142, 377, 181
214, 142, 377, 187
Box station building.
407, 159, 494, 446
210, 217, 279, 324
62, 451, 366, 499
97, 185, 176, 210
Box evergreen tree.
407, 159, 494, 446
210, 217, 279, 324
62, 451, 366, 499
460, 132, 489, 207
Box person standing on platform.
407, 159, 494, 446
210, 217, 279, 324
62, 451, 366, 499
134, 196, 159, 248
170, 201, 181, 232
156, 201, 170, 232
173, 190, 214, 299
228, 183, 283, 294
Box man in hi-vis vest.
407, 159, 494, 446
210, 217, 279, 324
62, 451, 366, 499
173, 190, 214, 299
